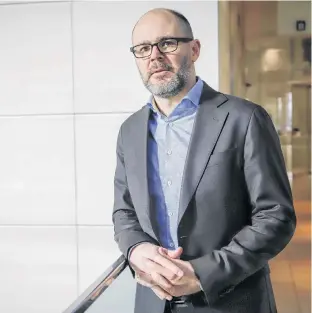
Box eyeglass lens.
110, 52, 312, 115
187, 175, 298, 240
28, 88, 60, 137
133, 39, 178, 58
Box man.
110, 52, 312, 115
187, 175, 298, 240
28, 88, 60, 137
112, 8, 296, 313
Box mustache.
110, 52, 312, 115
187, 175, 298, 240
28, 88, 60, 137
148, 63, 173, 76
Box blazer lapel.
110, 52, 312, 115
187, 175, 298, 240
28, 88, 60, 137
178, 84, 229, 224
130, 106, 159, 241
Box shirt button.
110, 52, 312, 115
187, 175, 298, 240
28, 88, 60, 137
169, 243, 174, 248
167, 180, 172, 186
167, 150, 172, 155
169, 122, 173, 127
168, 212, 173, 217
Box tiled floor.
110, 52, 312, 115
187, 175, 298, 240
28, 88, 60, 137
270, 174, 311, 313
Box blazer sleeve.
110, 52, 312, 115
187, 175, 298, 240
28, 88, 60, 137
112, 126, 158, 259
189, 105, 297, 305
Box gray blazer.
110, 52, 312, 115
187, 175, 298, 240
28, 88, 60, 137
112, 82, 296, 313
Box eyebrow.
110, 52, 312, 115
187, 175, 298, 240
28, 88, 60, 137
135, 36, 175, 46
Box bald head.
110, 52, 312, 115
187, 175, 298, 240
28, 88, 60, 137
130, 8, 201, 99
132, 8, 193, 43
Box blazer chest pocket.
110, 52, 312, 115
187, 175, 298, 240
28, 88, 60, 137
207, 148, 238, 168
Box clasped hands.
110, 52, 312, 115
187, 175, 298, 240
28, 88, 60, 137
129, 243, 201, 301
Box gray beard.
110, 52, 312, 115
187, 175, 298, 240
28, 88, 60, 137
142, 57, 191, 99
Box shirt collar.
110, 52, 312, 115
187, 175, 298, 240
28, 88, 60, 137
147, 76, 203, 113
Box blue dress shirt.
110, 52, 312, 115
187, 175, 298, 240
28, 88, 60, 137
147, 77, 204, 250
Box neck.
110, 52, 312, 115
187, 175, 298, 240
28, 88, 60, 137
153, 76, 197, 117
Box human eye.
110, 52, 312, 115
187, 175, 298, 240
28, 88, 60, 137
138, 45, 151, 53
133, 44, 151, 57
160, 39, 176, 48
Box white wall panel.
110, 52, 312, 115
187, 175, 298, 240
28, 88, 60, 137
77, 226, 121, 294
72, 1, 219, 113
0, 116, 76, 225
0, 1, 67, 3
0, 226, 77, 313
75, 113, 130, 225
0, 2, 73, 115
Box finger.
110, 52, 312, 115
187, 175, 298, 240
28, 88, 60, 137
159, 247, 183, 259
150, 271, 173, 291
146, 258, 181, 281
135, 272, 154, 287
150, 255, 184, 280
170, 247, 183, 259
158, 247, 168, 256
151, 285, 173, 301
136, 277, 153, 287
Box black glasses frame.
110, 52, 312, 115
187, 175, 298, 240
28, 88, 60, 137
130, 37, 193, 58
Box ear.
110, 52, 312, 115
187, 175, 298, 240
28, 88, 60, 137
191, 39, 201, 62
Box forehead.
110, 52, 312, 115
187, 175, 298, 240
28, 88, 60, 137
132, 11, 184, 45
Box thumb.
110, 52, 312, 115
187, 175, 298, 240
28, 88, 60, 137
159, 246, 183, 259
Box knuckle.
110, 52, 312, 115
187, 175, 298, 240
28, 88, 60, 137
151, 272, 159, 283
167, 272, 176, 280
154, 278, 161, 286
159, 279, 167, 288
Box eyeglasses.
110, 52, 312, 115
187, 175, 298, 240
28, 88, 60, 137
130, 37, 193, 58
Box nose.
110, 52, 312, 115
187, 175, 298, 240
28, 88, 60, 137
150, 44, 164, 61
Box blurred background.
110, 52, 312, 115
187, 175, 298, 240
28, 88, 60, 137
0, 1, 310, 313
